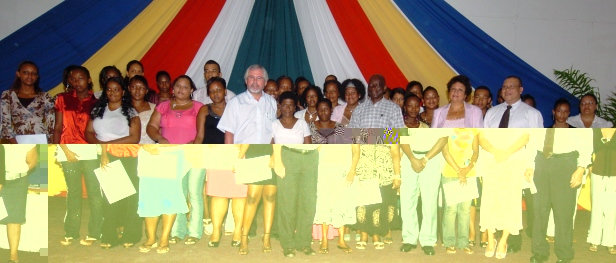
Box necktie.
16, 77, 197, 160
543, 128, 555, 158
498, 106, 512, 128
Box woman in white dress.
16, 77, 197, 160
128, 75, 156, 144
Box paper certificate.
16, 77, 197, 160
442, 179, 479, 206
234, 156, 272, 184
353, 178, 382, 206
0, 197, 8, 220
137, 148, 188, 179
15, 134, 47, 144
94, 160, 136, 204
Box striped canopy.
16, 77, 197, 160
0, 0, 578, 124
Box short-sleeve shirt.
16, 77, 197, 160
217, 91, 277, 144
484, 99, 543, 128
348, 98, 405, 128
156, 100, 203, 144
91, 106, 138, 142
54, 90, 97, 144
272, 119, 311, 144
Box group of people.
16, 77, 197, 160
1, 60, 614, 262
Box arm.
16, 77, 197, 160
391, 144, 401, 189
45, 94, 56, 143
85, 120, 101, 144
345, 144, 361, 186
52, 98, 63, 144
237, 144, 249, 159
26, 145, 38, 171
193, 105, 207, 144
273, 144, 284, 178
59, 144, 79, 162
224, 131, 234, 144
146, 110, 169, 144
423, 136, 448, 166
303, 136, 311, 144
105, 116, 141, 144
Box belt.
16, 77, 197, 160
537, 150, 579, 159
5, 172, 28, 181
413, 150, 429, 155
283, 146, 318, 155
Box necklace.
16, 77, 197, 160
307, 108, 317, 120
173, 99, 190, 108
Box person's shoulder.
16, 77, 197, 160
1, 89, 14, 99
156, 100, 171, 112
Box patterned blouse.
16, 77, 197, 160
356, 144, 395, 187
308, 122, 349, 144
1, 89, 55, 141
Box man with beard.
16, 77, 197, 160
217, 64, 277, 144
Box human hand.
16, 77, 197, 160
100, 154, 110, 172
158, 137, 170, 144
393, 178, 401, 189
65, 150, 80, 162
142, 145, 160, 155
458, 175, 467, 186
570, 167, 585, 188
524, 169, 534, 183
274, 161, 286, 178
410, 157, 425, 173
345, 170, 356, 187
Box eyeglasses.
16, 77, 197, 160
246, 76, 265, 82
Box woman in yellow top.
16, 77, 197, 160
441, 128, 479, 255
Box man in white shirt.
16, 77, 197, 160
527, 128, 593, 263
483, 76, 543, 254
217, 65, 277, 144
192, 60, 236, 104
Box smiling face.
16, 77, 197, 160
473, 89, 491, 110
129, 80, 148, 101
324, 83, 339, 104
501, 77, 523, 105
106, 81, 124, 103
368, 76, 384, 100
280, 98, 296, 118
208, 81, 226, 104
580, 95, 598, 115
344, 86, 359, 106
449, 82, 466, 103
404, 96, 421, 118
423, 89, 439, 109
69, 69, 91, 94
317, 101, 332, 121
553, 103, 570, 123
173, 78, 193, 100
16, 63, 38, 87
127, 63, 144, 79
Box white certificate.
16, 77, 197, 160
15, 134, 47, 144
442, 178, 479, 206
0, 197, 8, 220
353, 178, 382, 206
55, 145, 98, 162
234, 156, 272, 184
94, 160, 136, 204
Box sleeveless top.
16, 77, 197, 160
203, 104, 225, 144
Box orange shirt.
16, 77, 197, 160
54, 90, 97, 144
106, 144, 140, 157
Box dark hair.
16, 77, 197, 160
126, 60, 144, 72
129, 75, 151, 100
156, 70, 171, 80
11, 61, 43, 93
69, 66, 94, 91
405, 81, 423, 95
447, 75, 472, 96
323, 79, 342, 95
474, 86, 492, 99
317, 98, 333, 109
294, 76, 310, 87
205, 60, 221, 71
553, 97, 571, 111
172, 75, 197, 92
521, 94, 537, 108
505, 75, 523, 87
300, 85, 324, 107
581, 93, 598, 104
206, 77, 227, 96
404, 93, 421, 105
278, 91, 298, 106
62, 65, 79, 90
340, 79, 366, 102
325, 74, 338, 81
391, 87, 406, 99
98, 66, 122, 90
276, 75, 293, 87
90, 76, 134, 126
370, 74, 385, 88
423, 86, 439, 97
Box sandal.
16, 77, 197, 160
122, 243, 134, 248
468, 240, 476, 247
184, 237, 199, 245
319, 244, 329, 254
80, 236, 98, 246
60, 237, 74, 246
356, 241, 367, 250
480, 241, 488, 248
100, 243, 112, 249
168, 236, 181, 245
609, 247, 616, 255
337, 245, 352, 253
138, 242, 158, 253
589, 244, 599, 252
203, 219, 213, 236
374, 242, 385, 250
157, 245, 170, 254
262, 233, 271, 253
383, 237, 393, 244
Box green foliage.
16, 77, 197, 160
553, 67, 615, 124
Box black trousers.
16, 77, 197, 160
508, 188, 534, 247
532, 152, 578, 261
100, 156, 142, 245
276, 147, 319, 250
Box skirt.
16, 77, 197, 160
0, 176, 29, 224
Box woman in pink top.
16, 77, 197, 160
431, 75, 483, 128
147, 75, 205, 144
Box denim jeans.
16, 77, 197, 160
62, 159, 103, 239
171, 168, 206, 239
442, 176, 471, 248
